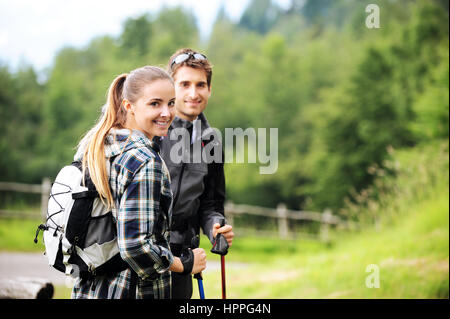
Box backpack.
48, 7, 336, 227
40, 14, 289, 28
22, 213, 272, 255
34, 161, 128, 279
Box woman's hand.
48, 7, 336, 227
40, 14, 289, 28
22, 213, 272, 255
191, 248, 207, 274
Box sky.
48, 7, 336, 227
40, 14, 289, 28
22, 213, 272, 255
0, 0, 291, 72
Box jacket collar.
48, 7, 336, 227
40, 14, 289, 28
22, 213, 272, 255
170, 113, 210, 129
167, 113, 216, 142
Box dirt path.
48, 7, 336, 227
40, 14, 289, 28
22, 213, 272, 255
0, 252, 67, 285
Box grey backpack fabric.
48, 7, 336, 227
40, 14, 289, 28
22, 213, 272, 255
35, 161, 128, 280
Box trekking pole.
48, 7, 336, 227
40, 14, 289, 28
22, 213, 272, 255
220, 252, 226, 299
194, 272, 205, 299
191, 235, 205, 299
211, 220, 229, 299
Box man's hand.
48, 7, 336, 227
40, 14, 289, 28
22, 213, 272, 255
212, 223, 234, 247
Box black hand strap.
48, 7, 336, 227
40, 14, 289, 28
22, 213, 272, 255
180, 248, 194, 275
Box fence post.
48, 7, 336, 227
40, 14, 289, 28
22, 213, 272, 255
320, 209, 333, 243
225, 201, 234, 227
41, 178, 51, 220
277, 203, 288, 239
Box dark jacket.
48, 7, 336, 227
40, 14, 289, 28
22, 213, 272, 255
158, 113, 226, 253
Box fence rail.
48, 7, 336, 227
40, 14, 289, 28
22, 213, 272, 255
0, 179, 51, 220
0, 179, 356, 241
224, 202, 356, 241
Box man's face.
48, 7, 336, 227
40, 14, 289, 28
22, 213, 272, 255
173, 66, 211, 121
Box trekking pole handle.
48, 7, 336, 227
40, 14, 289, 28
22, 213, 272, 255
211, 219, 229, 256
194, 272, 203, 280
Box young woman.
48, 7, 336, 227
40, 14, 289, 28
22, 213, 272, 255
71, 66, 206, 299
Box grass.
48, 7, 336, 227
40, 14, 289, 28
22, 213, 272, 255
0, 218, 46, 252
53, 285, 73, 299
1, 142, 448, 299
2, 190, 448, 299
193, 188, 449, 299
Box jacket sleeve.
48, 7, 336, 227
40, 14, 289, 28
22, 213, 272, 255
116, 158, 174, 280
198, 156, 227, 244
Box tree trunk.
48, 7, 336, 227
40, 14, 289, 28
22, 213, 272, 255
0, 277, 54, 299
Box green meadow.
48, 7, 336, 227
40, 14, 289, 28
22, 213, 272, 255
195, 141, 449, 298
196, 188, 448, 298
2, 141, 446, 299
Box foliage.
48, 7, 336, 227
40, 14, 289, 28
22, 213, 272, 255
0, 66, 45, 182
340, 140, 449, 227
197, 190, 448, 298
239, 0, 282, 34
1, 128, 448, 300
196, 141, 449, 298
0, 0, 448, 218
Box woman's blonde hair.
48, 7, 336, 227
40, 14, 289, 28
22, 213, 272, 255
79, 66, 173, 209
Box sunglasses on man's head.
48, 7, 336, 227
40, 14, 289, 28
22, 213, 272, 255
170, 52, 208, 69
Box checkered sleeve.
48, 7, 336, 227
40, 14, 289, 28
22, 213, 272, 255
116, 157, 174, 280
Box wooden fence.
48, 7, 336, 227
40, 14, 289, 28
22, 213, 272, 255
224, 202, 356, 241
0, 179, 51, 220
0, 180, 356, 241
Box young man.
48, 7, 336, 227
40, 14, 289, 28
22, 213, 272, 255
158, 48, 234, 299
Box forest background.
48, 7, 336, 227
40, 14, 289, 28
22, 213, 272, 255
0, 0, 448, 299
1, 0, 448, 216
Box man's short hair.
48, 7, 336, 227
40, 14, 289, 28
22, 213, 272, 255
168, 48, 213, 88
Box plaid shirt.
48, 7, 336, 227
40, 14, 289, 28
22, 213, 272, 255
72, 128, 173, 299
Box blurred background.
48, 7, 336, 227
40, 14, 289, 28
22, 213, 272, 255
0, 0, 448, 299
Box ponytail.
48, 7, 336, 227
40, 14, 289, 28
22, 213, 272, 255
81, 74, 127, 209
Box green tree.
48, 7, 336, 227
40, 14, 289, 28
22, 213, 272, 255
119, 14, 153, 58
300, 0, 334, 24
0, 65, 45, 182
150, 7, 199, 62
239, 0, 281, 34
0, 65, 19, 181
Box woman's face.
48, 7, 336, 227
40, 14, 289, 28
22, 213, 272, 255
125, 79, 176, 140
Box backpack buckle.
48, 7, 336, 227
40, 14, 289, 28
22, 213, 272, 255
34, 224, 48, 244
